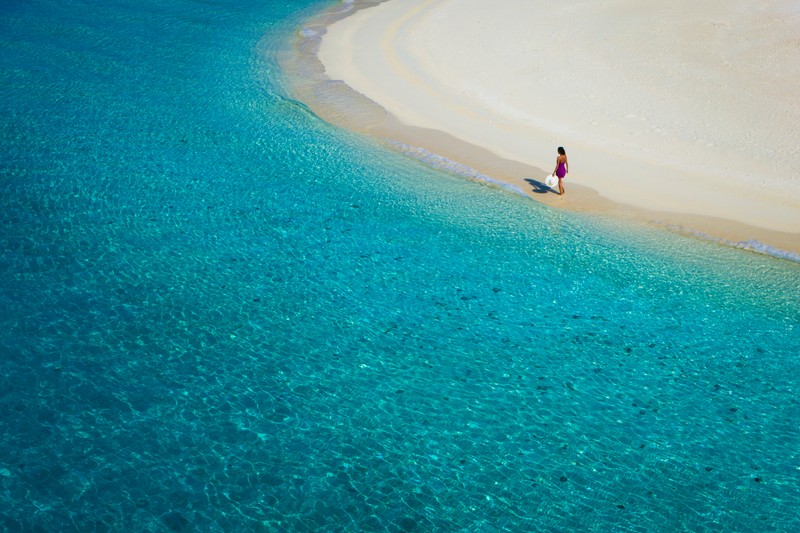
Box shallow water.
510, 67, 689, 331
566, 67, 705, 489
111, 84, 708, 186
1, 0, 798, 531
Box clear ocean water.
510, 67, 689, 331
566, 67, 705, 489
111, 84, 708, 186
1, 0, 798, 531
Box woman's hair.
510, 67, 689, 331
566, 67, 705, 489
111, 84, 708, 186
557, 146, 566, 155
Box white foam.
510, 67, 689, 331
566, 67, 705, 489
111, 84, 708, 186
386, 140, 529, 197
731, 240, 800, 263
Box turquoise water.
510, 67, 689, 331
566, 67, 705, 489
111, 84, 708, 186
1, 0, 798, 531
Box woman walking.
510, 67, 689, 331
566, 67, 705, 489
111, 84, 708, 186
551, 146, 568, 196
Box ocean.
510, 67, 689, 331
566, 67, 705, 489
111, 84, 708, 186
1, 0, 798, 531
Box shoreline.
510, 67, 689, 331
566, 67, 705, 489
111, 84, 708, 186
279, 0, 800, 261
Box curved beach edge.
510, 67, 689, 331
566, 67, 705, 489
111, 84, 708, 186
276, 0, 800, 262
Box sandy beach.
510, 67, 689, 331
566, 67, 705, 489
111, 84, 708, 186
288, 0, 800, 257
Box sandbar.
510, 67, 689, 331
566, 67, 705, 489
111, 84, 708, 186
283, 0, 800, 258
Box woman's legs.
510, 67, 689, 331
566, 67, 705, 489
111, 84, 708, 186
558, 178, 565, 196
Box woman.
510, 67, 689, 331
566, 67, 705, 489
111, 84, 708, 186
551, 146, 568, 196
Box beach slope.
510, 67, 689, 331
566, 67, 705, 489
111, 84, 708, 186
308, 0, 800, 254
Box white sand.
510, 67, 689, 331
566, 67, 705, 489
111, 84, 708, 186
315, 0, 800, 247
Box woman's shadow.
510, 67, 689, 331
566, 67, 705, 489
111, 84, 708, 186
525, 178, 557, 195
